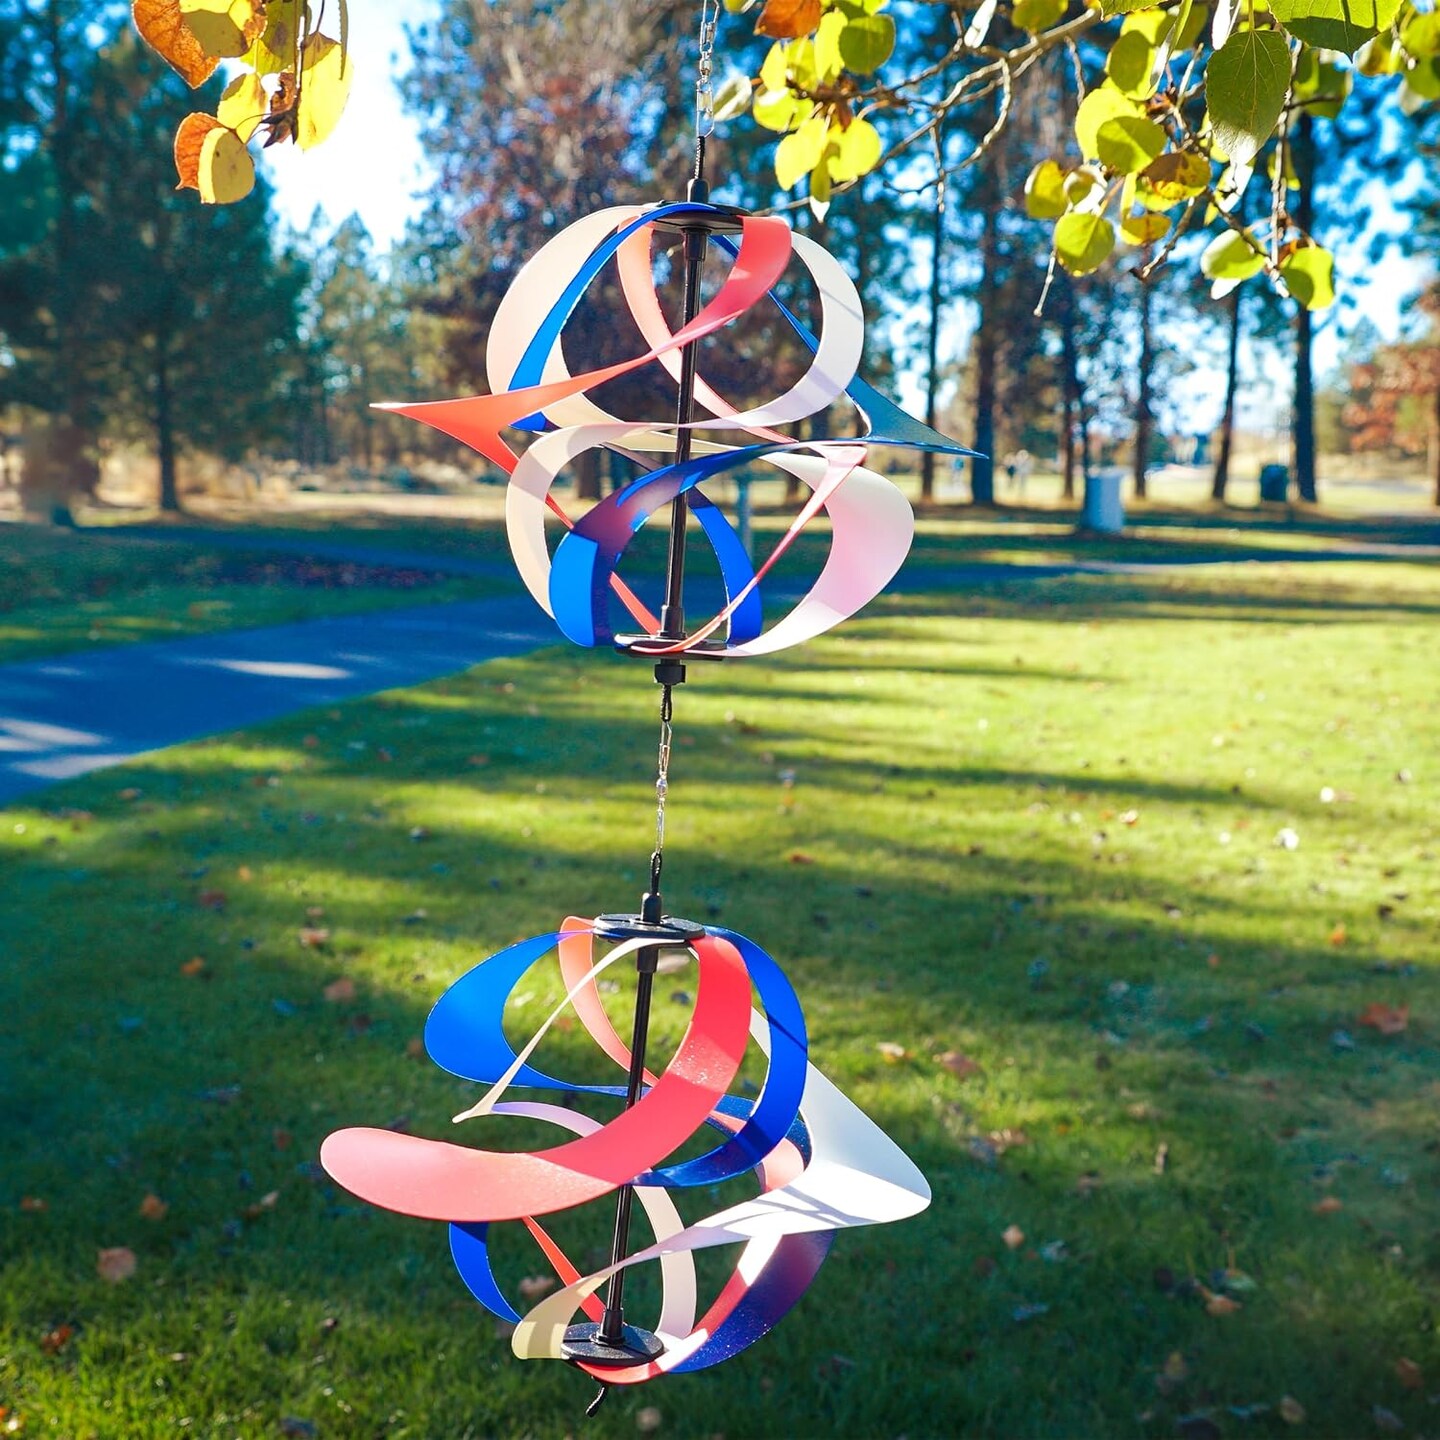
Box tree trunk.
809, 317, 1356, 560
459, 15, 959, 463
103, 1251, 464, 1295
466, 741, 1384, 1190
1212, 287, 1242, 502
970, 197, 998, 506
156, 345, 180, 513
1133, 277, 1154, 500
1292, 113, 1318, 503
921, 190, 945, 503
574, 447, 602, 500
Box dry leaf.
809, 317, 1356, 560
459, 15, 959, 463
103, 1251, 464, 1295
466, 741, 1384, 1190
1203, 1289, 1241, 1316
875, 1041, 908, 1062
299, 927, 331, 948
139, 1194, 169, 1220
1162, 1351, 1188, 1381
405, 1037, 425, 1060
635, 1406, 663, 1433
179, 957, 206, 977
1075, 1172, 1103, 1196
119, 787, 143, 801
1002, 1224, 1025, 1250
1279, 1396, 1306, 1425
518, 1274, 556, 1300
323, 976, 355, 1003
788, 850, 816, 864
1312, 1195, 1344, 1215
173, 111, 225, 189
988, 1128, 1029, 1153
756, 0, 823, 38
196, 888, 227, 911
1328, 923, 1348, 946
1357, 1002, 1409, 1036
272, 1128, 292, 1151
237, 865, 253, 881
1120, 808, 1140, 826
96, 1247, 137, 1284
1154, 1142, 1170, 1174
132, 0, 220, 87
41, 1323, 74, 1354
937, 1050, 982, 1079
1394, 1357, 1423, 1390
19, 1196, 47, 1212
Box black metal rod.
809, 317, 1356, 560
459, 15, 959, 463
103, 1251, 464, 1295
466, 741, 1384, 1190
658, 204, 709, 640
597, 944, 659, 1343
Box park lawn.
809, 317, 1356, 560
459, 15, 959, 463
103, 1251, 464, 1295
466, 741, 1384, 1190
0, 525, 498, 665
1, 558, 1437, 1438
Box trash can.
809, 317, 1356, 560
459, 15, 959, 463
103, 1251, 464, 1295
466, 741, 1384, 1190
1259, 463, 1289, 503
1081, 468, 1125, 533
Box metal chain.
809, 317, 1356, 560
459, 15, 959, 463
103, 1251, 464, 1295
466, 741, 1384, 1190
695, 0, 718, 139
648, 685, 674, 894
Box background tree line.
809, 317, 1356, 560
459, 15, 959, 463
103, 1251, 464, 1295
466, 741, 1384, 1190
2, 0, 1439, 516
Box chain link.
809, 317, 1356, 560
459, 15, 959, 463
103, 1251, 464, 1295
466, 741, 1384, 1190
648, 686, 674, 894
695, 0, 718, 139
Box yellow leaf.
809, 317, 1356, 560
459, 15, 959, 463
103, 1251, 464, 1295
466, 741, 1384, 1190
197, 126, 255, 204
1002, 1223, 1025, 1249
253, 0, 303, 74
1280, 1396, 1306, 1425
132, 0, 220, 88
178, 0, 265, 59
827, 116, 882, 183
217, 71, 266, 142
97, 1247, 138, 1283
296, 33, 353, 151
173, 111, 224, 189
1120, 212, 1171, 245
775, 112, 827, 189
139, 1193, 169, 1220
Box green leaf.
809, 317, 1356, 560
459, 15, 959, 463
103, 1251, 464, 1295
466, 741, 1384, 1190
1108, 31, 1158, 97
1279, 244, 1335, 309
1024, 159, 1069, 218
809, 154, 832, 219
1200, 227, 1265, 280
1055, 212, 1117, 274
1075, 86, 1145, 160
711, 73, 754, 121
252, 0, 301, 74
1013, 0, 1067, 31
827, 116, 882, 181
838, 13, 895, 71
1098, 0, 1164, 16
814, 9, 847, 81
1356, 33, 1405, 73
1206, 29, 1291, 167
1270, 0, 1401, 53
1404, 55, 1440, 98
1293, 51, 1352, 116
1402, 12, 1440, 58
775, 113, 828, 188
754, 88, 803, 130
1096, 114, 1167, 172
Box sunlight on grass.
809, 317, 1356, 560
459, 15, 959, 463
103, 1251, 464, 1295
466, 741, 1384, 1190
1, 557, 1436, 1437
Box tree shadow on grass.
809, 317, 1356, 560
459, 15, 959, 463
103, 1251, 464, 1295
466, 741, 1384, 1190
2, 669, 1435, 1436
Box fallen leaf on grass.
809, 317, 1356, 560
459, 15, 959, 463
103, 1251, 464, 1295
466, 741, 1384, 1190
1328, 923, 1348, 946
1313, 1196, 1344, 1215
1154, 1142, 1170, 1175
1201, 1288, 1241, 1316
635, 1406, 663, 1433
196, 889, 227, 911
40, 1324, 73, 1355
19, 1196, 47, 1213
271, 1128, 292, 1151
988, 1128, 1029, 1153
405, 1037, 425, 1060
1279, 1395, 1306, 1425
1357, 1003, 1409, 1036
323, 977, 355, 1003
1394, 1357, 1423, 1390
179, 957, 206, 977
241, 1190, 281, 1221
299, 927, 331, 949
1075, 1172, 1103, 1197
1119, 809, 1140, 826
305, 905, 325, 920
937, 1050, 982, 1079
788, 851, 816, 864
518, 1275, 556, 1300
138, 1194, 168, 1221
875, 1041, 909, 1062
236, 865, 253, 882
118, 788, 142, 802
1002, 1224, 1025, 1249
1162, 1351, 1189, 1382
96, 1248, 136, 1284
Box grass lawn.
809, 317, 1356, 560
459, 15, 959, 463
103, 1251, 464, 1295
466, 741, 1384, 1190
1, 557, 1437, 1438
0, 524, 498, 665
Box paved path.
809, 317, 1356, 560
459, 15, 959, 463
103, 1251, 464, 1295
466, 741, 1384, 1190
2, 524, 1435, 806
0, 596, 552, 806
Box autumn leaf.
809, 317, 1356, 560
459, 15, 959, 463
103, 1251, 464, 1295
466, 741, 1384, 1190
1203, 1288, 1241, 1316
1313, 1195, 1344, 1214
1357, 1002, 1408, 1035
1002, 1223, 1025, 1249
19, 1196, 47, 1212
518, 1274, 557, 1299
1328, 922, 1348, 945
197, 126, 255, 204
197, 888, 227, 911
1279, 1396, 1306, 1425
174, 112, 225, 189
875, 1040, 909, 1062
216, 71, 267, 142
299, 926, 331, 948
323, 976, 355, 1003
97, 1247, 137, 1283
139, 1194, 169, 1220
635, 1407, 663, 1435
40, 1324, 74, 1355
132, 0, 220, 87
179, 956, 206, 977
296, 33, 353, 150
1395, 1357, 1423, 1389
756, 0, 823, 39
937, 1050, 982, 1079
178, 0, 266, 58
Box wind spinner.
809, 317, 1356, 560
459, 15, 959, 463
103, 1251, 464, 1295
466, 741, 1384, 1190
321, 3, 971, 1409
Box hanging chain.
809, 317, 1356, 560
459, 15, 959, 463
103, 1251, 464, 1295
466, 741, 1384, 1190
695, 0, 718, 140
648, 685, 674, 894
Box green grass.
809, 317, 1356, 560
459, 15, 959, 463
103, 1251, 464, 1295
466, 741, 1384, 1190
1, 558, 1437, 1438
0, 524, 497, 664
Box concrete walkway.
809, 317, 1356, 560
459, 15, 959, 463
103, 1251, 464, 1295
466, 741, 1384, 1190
0, 596, 553, 806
